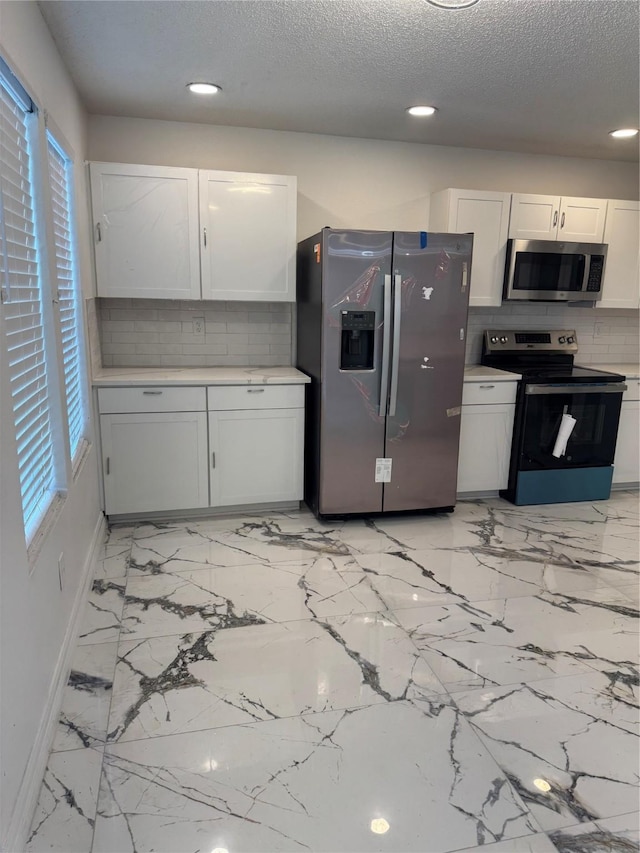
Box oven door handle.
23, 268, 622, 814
525, 383, 627, 395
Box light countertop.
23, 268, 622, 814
464, 365, 522, 382
589, 363, 640, 380
92, 366, 311, 387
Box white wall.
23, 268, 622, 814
88, 115, 639, 241
0, 3, 102, 850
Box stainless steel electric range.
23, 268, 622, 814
481, 330, 626, 505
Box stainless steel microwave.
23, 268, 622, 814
503, 239, 607, 302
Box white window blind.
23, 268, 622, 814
0, 73, 56, 540
47, 134, 86, 461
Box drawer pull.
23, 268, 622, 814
142, 390, 163, 395
211, 452, 216, 469
247, 388, 266, 393
105, 457, 110, 475
479, 384, 496, 389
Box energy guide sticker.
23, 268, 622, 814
375, 458, 392, 483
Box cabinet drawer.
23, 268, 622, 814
98, 386, 206, 413
207, 384, 304, 411
462, 381, 518, 406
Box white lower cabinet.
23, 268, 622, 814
457, 380, 518, 494
209, 408, 304, 506
101, 412, 209, 514
98, 383, 305, 515
613, 381, 640, 486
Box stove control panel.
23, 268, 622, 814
484, 330, 578, 353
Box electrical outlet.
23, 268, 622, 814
58, 553, 65, 591
594, 321, 606, 338
193, 316, 205, 336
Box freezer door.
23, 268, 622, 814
383, 232, 472, 512
319, 230, 392, 514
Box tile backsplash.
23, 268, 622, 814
97, 298, 294, 367
466, 304, 639, 365
94, 298, 638, 371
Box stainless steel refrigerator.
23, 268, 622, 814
297, 229, 473, 517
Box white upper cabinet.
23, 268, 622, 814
509, 194, 607, 242
90, 163, 297, 302
598, 199, 640, 310
90, 162, 201, 300
429, 189, 511, 307
199, 171, 297, 302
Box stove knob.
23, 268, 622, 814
490, 336, 499, 344
500, 336, 508, 344
558, 336, 566, 344
567, 335, 575, 344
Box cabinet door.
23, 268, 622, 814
431, 189, 511, 307
90, 163, 201, 300
613, 400, 640, 485
457, 404, 515, 493
508, 194, 560, 240
209, 408, 303, 506
558, 197, 607, 242
199, 171, 297, 301
101, 412, 209, 514
599, 200, 640, 310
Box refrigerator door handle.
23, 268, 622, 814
388, 273, 402, 417
378, 274, 392, 417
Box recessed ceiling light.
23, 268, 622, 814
370, 818, 390, 834
609, 128, 638, 139
426, 0, 480, 8
407, 106, 437, 117
187, 82, 221, 95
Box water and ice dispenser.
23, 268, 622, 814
340, 310, 375, 370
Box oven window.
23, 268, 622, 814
513, 252, 585, 292
520, 388, 622, 470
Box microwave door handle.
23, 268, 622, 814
579, 254, 588, 292
379, 274, 392, 417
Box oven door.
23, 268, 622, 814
519, 383, 625, 470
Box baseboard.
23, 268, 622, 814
108, 501, 301, 524
3, 512, 106, 853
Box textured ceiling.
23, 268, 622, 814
39, 0, 639, 162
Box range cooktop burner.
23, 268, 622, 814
481, 329, 625, 385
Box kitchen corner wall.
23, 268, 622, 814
97, 298, 293, 367
466, 305, 639, 365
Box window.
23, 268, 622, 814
47, 133, 87, 462
1, 56, 88, 547
0, 64, 59, 541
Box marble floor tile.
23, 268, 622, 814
52, 643, 117, 752
93, 701, 540, 853
25, 747, 103, 852
457, 833, 559, 853
107, 612, 445, 743
392, 585, 639, 691
77, 579, 126, 646
24, 492, 640, 852
93, 542, 130, 580
354, 546, 611, 612
618, 584, 640, 605
453, 673, 640, 832
121, 556, 384, 640
549, 812, 639, 852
